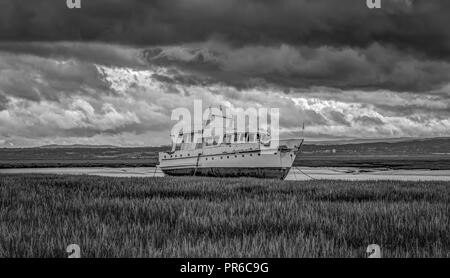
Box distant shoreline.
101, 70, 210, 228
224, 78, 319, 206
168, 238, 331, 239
1, 137, 449, 170
1, 156, 450, 171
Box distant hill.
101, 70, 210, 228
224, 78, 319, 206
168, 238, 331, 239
305, 137, 450, 145
39, 144, 119, 149
32, 138, 450, 154
301, 137, 450, 155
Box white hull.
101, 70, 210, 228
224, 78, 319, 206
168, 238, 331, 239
158, 139, 303, 179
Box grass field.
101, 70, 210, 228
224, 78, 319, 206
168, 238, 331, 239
0, 174, 449, 258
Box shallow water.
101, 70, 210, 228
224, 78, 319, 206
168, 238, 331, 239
1, 167, 450, 181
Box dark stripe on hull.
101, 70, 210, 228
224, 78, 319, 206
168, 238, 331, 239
161, 167, 291, 180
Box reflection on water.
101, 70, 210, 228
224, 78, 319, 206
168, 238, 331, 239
1, 167, 450, 181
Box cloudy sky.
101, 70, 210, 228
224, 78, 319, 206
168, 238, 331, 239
0, 0, 449, 147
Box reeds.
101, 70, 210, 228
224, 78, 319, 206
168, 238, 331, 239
0, 175, 449, 258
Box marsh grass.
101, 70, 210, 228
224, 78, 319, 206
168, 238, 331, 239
0, 174, 449, 258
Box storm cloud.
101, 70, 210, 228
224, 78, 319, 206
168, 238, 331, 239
1, 0, 449, 57
0, 0, 449, 146
142, 42, 450, 92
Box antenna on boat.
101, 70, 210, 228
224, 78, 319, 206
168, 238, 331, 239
302, 122, 305, 138
210, 105, 232, 120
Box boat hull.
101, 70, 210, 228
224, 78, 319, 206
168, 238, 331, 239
161, 167, 291, 179
158, 138, 303, 180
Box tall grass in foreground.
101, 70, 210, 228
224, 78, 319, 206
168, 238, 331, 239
0, 174, 449, 258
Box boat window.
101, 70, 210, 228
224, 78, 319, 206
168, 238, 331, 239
212, 157, 214, 160
230, 134, 234, 143
235, 155, 237, 158
183, 133, 190, 143
205, 158, 208, 160
242, 154, 245, 157
220, 157, 223, 159
258, 153, 261, 156
227, 156, 229, 159
239, 133, 246, 142
250, 154, 253, 156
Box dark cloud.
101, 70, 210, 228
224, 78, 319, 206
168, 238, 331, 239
354, 115, 385, 126
0, 1, 449, 93
0, 93, 8, 110
0, 42, 143, 67
328, 111, 352, 126
143, 42, 450, 92
0, 52, 112, 102
0, 0, 449, 59
150, 71, 211, 87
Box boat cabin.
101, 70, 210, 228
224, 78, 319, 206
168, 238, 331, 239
171, 131, 267, 152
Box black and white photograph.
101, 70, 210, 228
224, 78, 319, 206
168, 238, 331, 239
0, 0, 449, 262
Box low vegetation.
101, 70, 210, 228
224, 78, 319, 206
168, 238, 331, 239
0, 174, 449, 258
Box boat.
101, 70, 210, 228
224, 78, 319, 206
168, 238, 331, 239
158, 111, 303, 179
